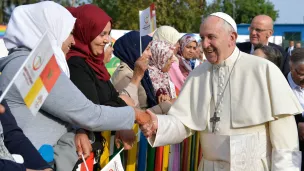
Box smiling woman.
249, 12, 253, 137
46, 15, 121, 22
64, 4, 137, 171
66, 4, 112, 80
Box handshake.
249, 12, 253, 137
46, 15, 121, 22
134, 107, 158, 138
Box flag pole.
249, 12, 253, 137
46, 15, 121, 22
139, 10, 143, 57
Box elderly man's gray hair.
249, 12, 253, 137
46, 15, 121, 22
290, 48, 304, 66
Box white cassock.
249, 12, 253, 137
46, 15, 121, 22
149, 47, 303, 171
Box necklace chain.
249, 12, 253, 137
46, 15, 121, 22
211, 51, 240, 114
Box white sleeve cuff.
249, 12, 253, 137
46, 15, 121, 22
147, 115, 165, 147
148, 115, 192, 147
271, 149, 302, 171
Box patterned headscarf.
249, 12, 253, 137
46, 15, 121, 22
177, 34, 198, 72
148, 40, 176, 98
178, 34, 198, 56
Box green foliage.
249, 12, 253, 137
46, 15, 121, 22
0, 0, 278, 31
52, 0, 85, 7
91, 0, 205, 33
1, 0, 39, 24
206, 0, 279, 24
0, 0, 85, 24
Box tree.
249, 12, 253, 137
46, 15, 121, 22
206, 0, 279, 24
0, 0, 43, 24
91, 0, 205, 33
0, 0, 85, 24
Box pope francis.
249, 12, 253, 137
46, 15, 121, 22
141, 12, 303, 171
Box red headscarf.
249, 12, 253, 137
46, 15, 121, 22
66, 4, 111, 81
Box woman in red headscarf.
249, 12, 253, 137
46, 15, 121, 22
66, 4, 136, 170
66, 5, 121, 106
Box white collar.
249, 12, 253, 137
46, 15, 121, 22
214, 47, 240, 67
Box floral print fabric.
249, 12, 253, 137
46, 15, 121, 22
149, 40, 176, 99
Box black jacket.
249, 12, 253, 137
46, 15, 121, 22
0, 100, 51, 171
67, 56, 127, 107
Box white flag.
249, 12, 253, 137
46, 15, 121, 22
101, 151, 124, 171
0, 31, 61, 115
139, 3, 156, 36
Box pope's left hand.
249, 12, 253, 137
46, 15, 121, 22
115, 130, 136, 150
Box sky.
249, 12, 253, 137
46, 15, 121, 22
206, 0, 304, 24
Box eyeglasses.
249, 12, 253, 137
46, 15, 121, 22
248, 27, 272, 33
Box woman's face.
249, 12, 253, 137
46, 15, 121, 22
61, 34, 75, 55
103, 43, 114, 64
142, 43, 152, 59
90, 21, 111, 56
161, 55, 174, 73
182, 41, 197, 60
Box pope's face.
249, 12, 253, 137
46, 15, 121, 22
200, 16, 236, 64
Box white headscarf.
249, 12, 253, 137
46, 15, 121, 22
153, 26, 181, 45
3, 1, 76, 77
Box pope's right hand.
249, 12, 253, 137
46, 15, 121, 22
140, 110, 158, 138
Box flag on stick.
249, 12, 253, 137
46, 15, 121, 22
139, 3, 156, 37
101, 148, 124, 171
0, 31, 61, 115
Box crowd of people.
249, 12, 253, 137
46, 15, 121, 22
0, 1, 304, 171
